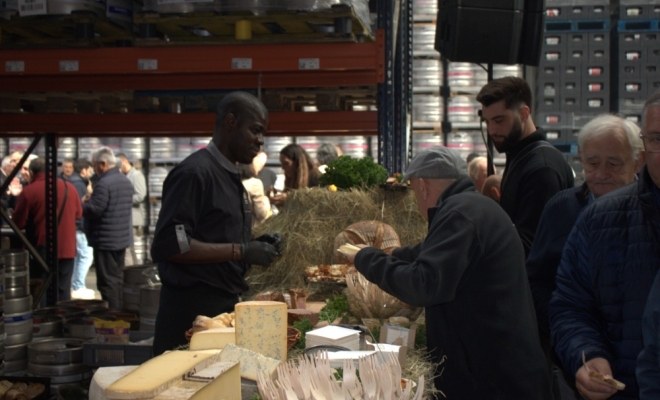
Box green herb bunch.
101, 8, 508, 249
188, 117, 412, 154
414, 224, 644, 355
292, 318, 314, 349
319, 294, 351, 323
319, 156, 388, 190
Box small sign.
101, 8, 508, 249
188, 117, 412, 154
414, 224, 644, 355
18, 0, 46, 16
59, 60, 79, 72
5, 61, 25, 72
138, 59, 158, 71
231, 58, 252, 70
299, 58, 320, 70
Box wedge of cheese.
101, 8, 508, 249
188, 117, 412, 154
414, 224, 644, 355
234, 301, 287, 360
190, 328, 235, 351
189, 362, 241, 400
105, 350, 221, 399
220, 344, 281, 381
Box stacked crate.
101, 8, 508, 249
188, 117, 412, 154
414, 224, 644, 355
536, 0, 612, 153
617, 0, 660, 122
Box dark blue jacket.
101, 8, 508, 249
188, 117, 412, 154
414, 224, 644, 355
527, 183, 590, 335
550, 166, 660, 399
637, 269, 660, 400
83, 167, 133, 251
67, 172, 88, 230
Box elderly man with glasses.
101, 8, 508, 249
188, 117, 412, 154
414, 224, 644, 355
550, 91, 660, 400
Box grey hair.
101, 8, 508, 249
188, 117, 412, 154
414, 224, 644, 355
1, 156, 11, 169
642, 89, 660, 128
316, 143, 339, 166
577, 114, 643, 161
468, 157, 487, 179
92, 146, 116, 166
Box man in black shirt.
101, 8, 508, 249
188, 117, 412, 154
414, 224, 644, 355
477, 77, 574, 257
150, 91, 283, 355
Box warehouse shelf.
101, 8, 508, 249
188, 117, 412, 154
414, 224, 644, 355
0, 35, 384, 92
0, 111, 378, 135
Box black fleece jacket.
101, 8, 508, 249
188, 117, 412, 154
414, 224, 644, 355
355, 177, 552, 399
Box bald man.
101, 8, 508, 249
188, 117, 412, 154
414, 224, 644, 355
482, 174, 502, 203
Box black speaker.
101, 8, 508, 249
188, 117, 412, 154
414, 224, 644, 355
434, 0, 544, 66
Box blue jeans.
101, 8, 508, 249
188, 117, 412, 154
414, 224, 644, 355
72, 230, 93, 290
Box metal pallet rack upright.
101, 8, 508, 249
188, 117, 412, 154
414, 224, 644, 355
0, 0, 412, 306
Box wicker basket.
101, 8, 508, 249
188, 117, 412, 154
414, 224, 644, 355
287, 327, 302, 352
345, 269, 423, 320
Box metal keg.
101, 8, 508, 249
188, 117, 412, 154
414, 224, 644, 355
46, 0, 106, 16
57, 299, 108, 313
412, 23, 436, 53
5, 296, 32, 315
121, 137, 146, 161
1, 249, 29, 299
58, 138, 77, 160
177, 138, 193, 159
413, 59, 442, 88
295, 137, 321, 162
142, 0, 215, 14
103, 138, 122, 155
0, 249, 28, 267
0, 138, 6, 157
33, 315, 64, 339
190, 137, 209, 152
413, 94, 442, 123
139, 284, 161, 332
78, 138, 103, 160
122, 265, 155, 312
264, 137, 293, 164
493, 64, 523, 79
473, 65, 488, 88
448, 63, 476, 87
62, 317, 98, 340
107, 0, 133, 31
448, 96, 480, 123
5, 359, 27, 374
28, 338, 92, 392
446, 132, 475, 162
5, 342, 27, 362
5, 311, 33, 346
412, 0, 437, 16
34, 306, 88, 320
133, 236, 147, 265
10, 138, 45, 157
149, 201, 161, 228
148, 167, 169, 197
338, 137, 368, 159
150, 138, 176, 159
471, 132, 488, 157
412, 134, 443, 157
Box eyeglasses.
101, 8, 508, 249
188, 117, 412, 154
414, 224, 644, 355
640, 134, 660, 153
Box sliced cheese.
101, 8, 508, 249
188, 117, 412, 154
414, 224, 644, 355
190, 328, 236, 351
234, 301, 287, 360
189, 362, 241, 400
220, 343, 281, 381
105, 350, 221, 399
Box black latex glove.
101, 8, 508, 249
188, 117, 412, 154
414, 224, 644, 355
241, 241, 278, 267
255, 232, 284, 255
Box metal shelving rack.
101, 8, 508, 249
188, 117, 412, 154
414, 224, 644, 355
0, 0, 413, 305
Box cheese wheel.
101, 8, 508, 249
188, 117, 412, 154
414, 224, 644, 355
234, 301, 287, 360
190, 328, 235, 351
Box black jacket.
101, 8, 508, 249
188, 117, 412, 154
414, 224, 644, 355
67, 172, 88, 230
83, 167, 133, 251
500, 130, 574, 257
355, 177, 551, 399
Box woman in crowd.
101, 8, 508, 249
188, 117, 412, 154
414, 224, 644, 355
270, 144, 320, 207
238, 163, 272, 228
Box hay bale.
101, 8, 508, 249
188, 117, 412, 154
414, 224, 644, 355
246, 187, 426, 297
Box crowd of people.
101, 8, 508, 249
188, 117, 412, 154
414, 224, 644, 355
1, 149, 145, 308
2, 81, 660, 398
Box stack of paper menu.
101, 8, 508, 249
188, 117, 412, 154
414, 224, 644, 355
305, 325, 361, 351
325, 351, 377, 369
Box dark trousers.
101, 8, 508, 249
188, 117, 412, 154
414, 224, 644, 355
153, 283, 238, 356
31, 246, 73, 304
94, 248, 125, 310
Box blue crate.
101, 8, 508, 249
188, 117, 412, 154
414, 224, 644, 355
545, 19, 610, 33
618, 20, 660, 32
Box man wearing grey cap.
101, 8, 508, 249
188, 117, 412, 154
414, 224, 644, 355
347, 146, 551, 399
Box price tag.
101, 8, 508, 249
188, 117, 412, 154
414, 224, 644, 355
5, 61, 25, 72
59, 60, 79, 72
18, 0, 46, 16
231, 58, 252, 70
138, 59, 158, 70
299, 58, 320, 70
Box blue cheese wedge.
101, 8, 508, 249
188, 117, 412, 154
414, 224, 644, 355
220, 344, 281, 381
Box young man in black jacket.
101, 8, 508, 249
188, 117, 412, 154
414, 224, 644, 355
347, 147, 551, 399
477, 77, 574, 257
